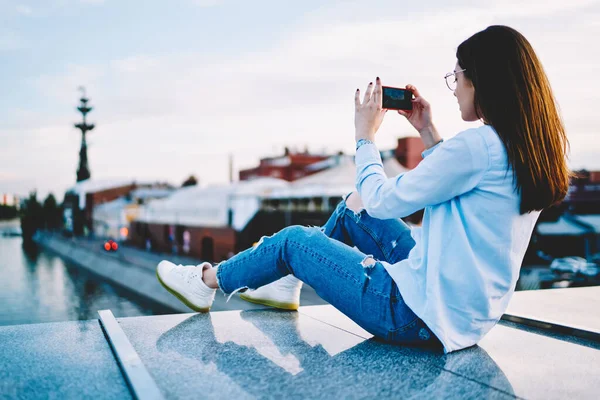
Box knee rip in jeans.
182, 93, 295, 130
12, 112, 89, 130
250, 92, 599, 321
250, 235, 267, 252
360, 255, 376, 280
307, 225, 325, 233
349, 209, 364, 221
249, 229, 287, 252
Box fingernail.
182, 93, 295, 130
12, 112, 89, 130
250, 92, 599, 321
369, 82, 373, 85
356, 89, 359, 91
376, 76, 380, 80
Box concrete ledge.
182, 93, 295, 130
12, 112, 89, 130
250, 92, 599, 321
503, 286, 600, 342
118, 305, 600, 399
34, 232, 191, 313
1, 304, 599, 399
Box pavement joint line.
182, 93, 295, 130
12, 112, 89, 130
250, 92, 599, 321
501, 314, 600, 343
297, 308, 372, 340
98, 309, 165, 400
434, 367, 523, 400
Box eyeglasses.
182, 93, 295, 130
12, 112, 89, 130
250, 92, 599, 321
444, 69, 466, 91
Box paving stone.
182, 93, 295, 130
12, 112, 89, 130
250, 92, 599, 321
0, 320, 131, 400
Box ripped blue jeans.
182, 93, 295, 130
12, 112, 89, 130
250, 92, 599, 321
216, 196, 442, 349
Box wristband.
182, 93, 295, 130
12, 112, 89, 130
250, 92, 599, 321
356, 139, 374, 151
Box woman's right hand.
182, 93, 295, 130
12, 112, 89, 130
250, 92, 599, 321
398, 84, 434, 134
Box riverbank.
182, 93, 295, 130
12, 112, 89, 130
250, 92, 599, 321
33, 232, 191, 313
32, 232, 327, 314
0, 235, 160, 326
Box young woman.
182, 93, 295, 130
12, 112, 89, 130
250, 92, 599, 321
156, 25, 570, 353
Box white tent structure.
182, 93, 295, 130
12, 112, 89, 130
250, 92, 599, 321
136, 177, 289, 230
266, 155, 409, 199
134, 155, 411, 230
93, 197, 131, 239
92, 187, 175, 239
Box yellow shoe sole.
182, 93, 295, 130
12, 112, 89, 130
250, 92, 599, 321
156, 270, 210, 313
239, 293, 299, 311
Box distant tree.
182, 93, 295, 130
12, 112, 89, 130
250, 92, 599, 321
20, 192, 44, 242
0, 204, 18, 220
42, 193, 63, 230
182, 175, 198, 187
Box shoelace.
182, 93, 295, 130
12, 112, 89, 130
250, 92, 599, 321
173, 265, 201, 285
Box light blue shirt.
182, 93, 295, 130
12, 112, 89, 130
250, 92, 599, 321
355, 125, 540, 353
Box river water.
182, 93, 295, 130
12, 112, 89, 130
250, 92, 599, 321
0, 235, 159, 327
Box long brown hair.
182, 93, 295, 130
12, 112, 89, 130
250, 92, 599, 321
457, 25, 570, 214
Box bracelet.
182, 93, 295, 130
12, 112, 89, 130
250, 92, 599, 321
356, 139, 374, 151
430, 139, 444, 148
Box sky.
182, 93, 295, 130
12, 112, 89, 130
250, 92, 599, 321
0, 0, 599, 200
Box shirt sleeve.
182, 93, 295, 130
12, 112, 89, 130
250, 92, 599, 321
421, 139, 443, 158
355, 129, 490, 219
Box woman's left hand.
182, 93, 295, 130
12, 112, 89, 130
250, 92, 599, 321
355, 77, 387, 142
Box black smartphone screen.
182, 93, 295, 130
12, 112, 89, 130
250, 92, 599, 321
382, 87, 413, 111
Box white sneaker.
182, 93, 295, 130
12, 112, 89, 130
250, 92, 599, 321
239, 275, 303, 310
156, 260, 216, 312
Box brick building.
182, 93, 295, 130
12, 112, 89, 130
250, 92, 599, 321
128, 139, 429, 262
526, 170, 600, 264
128, 153, 423, 262
565, 170, 600, 214
239, 147, 330, 182
395, 137, 426, 169
239, 138, 425, 182
63, 179, 172, 236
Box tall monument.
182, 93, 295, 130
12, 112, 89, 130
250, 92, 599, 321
74, 87, 95, 182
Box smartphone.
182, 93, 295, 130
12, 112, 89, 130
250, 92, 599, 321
382, 86, 413, 111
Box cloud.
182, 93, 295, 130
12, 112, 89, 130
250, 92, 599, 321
0, 120, 88, 198
487, 0, 598, 17
29, 64, 106, 105
190, 0, 223, 6
15, 4, 32, 15
0, 31, 25, 51
11, 9, 485, 196
0, 171, 19, 180
4, 0, 600, 197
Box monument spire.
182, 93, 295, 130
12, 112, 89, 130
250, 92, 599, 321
74, 87, 95, 182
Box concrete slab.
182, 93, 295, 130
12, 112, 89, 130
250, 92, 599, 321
2, 303, 598, 399
301, 305, 600, 400
477, 323, 600, 399
0, 320, 131, 400
504, 286, 600, 340
119, 309, 515, 399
